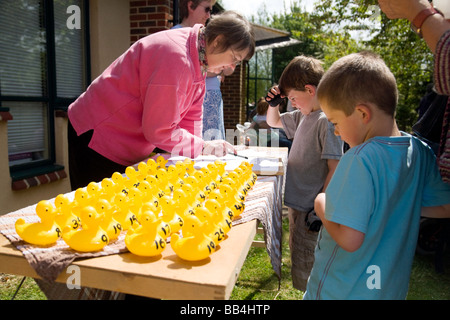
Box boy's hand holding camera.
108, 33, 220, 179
265, 86, 284, 107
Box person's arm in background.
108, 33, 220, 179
378, 0, 450, 53
421, 204, 450, 218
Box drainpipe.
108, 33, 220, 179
173, 0, 179, 25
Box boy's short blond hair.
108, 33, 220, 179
317, 51, 398, 117
278, 56, 324, 96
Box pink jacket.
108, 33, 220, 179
68, 25, 206, 166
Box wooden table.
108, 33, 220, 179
0, 147, 288, 300
0, 219, 257, 300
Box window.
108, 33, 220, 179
246, 49, 274, 119
0, 0, 89, 175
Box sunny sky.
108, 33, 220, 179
220, 0, 316, 18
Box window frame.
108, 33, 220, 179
0, 0, 90, 180
246, 49, 275, 120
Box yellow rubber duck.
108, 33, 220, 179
193, 206, 213, 222
156, 155, 168, 169
175, 161, 189, 179
193, 206, 226, 246
96, 199, 122, 241
166, 165, 182, 189
182, 158, 195, 175
62, 206, 109, 252
136, 161, 149, 181
54, 194, 80, 231
125, 210, 166, 257
206, 163, 221, 184
124, 166, 139, 190
15, 200, 62, 246
146, 158, 158, 176
192, 170, 209, 194
138, 192, 161, 221
239, 162, 257, 187
111, 171, 127, 194
170, 214, 216, 262
144, 175, 162, 197
205, 199, 232, 235
208, 188, 223, 202
173, 187, 187, 202
99, 178, 117, 203
184, 176, 207, 203
158, 194, 171, 207
205, 199, 232, 246
207, 190, 235, 221
232, 167, 255, 196
221, 178, 246, 202
219, 184, 245, 218
127, 187, 143, 217
157, 220, 172, 240
137, 179, 151, 195
155, 168, 171, 194
160, 199, 184, 235
86, 181, 101, 200
214, 160, 226, 181
200, 167, 216, 191
70, 187, 91, 217
138, 201, 171, 239
112, 192, 138, 230
228, 167, 248, 196
178, 183, 201, 212
136, 180, 158, 219
172, 188, 192, 218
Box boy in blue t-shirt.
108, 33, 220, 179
304, 51, 450, 300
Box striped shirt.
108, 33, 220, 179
435, 30, 450, 183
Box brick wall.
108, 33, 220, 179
222, 65, 247, 130
130, 0, 174, 43
129, 0, 244, 131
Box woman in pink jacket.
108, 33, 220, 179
68, 11, 255, 189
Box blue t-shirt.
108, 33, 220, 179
304, 133, 450, 300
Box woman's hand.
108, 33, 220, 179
378, 0, 431, 21
202, 140, 236, 157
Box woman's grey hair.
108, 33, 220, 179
205, 11, 255, 60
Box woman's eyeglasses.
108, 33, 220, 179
198, 4, 213, 14
231, 49, 242, 66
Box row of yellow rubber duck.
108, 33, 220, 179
15, 157, 257, 261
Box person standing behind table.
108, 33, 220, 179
172, 0, 214, 29
202, 68, 234, 140
249, 97, 292, 150
248, 97, 276, 146
265, 56, 343, 292
378, 0, 450, 183
68, 11, 255, 190
304, 51, 450, 300
173, 0, 234, 141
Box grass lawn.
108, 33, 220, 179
1, 216, 449, 300
231, 218, 450, 300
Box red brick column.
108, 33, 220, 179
222, 65, 247, 131
130, 0, 173, 44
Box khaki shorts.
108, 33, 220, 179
288, 207, 319, 292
